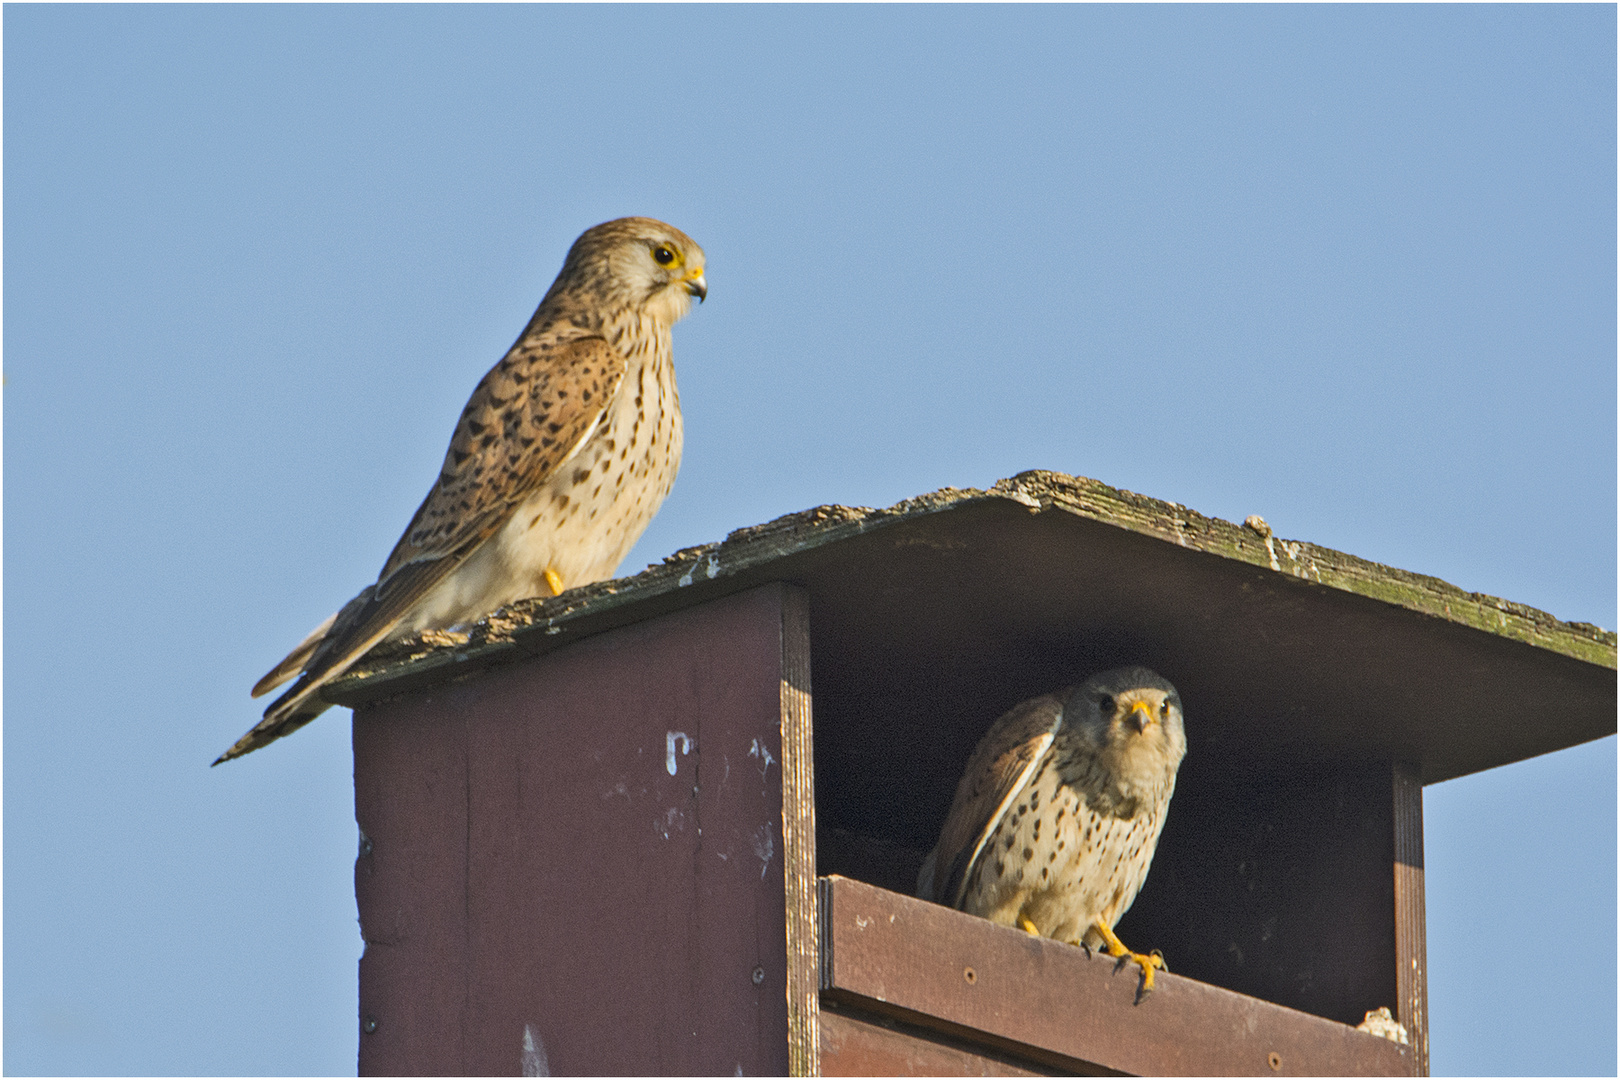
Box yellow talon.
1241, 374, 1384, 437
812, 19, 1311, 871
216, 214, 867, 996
1092, 918, 1166, 996
1019, 916, 1040, 936
544, 568, 565, 596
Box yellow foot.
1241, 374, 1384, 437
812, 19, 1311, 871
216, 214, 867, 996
544, 568, 565, 596
1019, 916, 1040, 936
1092, 918, 1167, 996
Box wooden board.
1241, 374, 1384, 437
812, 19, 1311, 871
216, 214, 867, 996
819, 876, 1419, 1076
1392, 762, 1428, 1074
779, 586, 820, 1075
353, 584, 805, 1075
820, 1007, 1053, 1076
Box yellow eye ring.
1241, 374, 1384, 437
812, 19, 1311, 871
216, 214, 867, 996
652, 244, 680, 267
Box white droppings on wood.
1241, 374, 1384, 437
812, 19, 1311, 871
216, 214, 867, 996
753, 824, 775, 879
655, 806, 685, 841
521, 1024, 549, 1077
748, 738, 776, 781
666, 731, 693, 775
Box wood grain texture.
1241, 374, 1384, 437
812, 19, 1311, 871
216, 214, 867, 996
820, 1006, 1051, 1077
779, 586, 820, 1076
354, 585, 795, 1075
1392, 762, 1429, 1075
820, 876, 1418, 1077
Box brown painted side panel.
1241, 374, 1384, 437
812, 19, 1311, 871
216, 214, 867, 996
819, 876, 1417, 1077
819, 1007, 1049, 1077
353, 709, 473, 1071
354, 585, 798, 1075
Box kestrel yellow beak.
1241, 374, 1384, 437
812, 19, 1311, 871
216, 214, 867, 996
684, 270, 707, 302
1128, 699, 1155, 733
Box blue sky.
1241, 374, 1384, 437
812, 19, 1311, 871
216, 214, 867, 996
5, 5, 1614, 1075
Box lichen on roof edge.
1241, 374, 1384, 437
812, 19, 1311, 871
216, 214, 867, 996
326, 469, 1615, 706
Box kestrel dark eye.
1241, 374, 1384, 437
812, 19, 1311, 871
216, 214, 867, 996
1097, 694, 1114, 713
1160, 700, 1173, 719
653, 246, 676, 265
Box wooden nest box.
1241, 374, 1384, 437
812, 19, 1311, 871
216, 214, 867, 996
329, 470, 1615, 1076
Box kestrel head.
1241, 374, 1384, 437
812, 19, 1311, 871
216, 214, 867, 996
1063, 665, 1187, 789
554, 216, 707, 326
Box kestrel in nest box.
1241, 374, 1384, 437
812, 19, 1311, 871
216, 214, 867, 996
917, 666, 1187, 995
218, 217, 707, 764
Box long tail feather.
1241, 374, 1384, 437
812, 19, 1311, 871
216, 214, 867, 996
219, 549, 471, 764
251, 610, 339, 698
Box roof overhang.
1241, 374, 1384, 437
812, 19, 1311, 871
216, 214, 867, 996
329, 471, 1615, 787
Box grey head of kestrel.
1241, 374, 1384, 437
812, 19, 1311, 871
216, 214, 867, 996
917, 666, 1187, 995
217, 217, 707, 765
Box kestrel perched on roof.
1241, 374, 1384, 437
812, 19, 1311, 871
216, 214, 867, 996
217, 217, 707, 764
917, 666, 1187, 995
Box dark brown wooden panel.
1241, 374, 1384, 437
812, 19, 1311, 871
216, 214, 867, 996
820, 1006, 1052, 1077
353, 707, 472, 1072
355, 584, 802, 1075
820, 876, 1418, 1077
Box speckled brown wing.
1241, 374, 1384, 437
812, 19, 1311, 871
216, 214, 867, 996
217, 336, 628, 764
375, 334, 627, 586
920, 693, 1068, 908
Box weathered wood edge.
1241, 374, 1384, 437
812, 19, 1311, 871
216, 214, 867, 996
1018, 471, 1615, 666
1392, 762, 1429, 1076
818, 874, 1417, 1077
325, 469, 1614, 709
780, 586, 821, 1077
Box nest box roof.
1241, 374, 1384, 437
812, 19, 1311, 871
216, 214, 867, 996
329, 470, 1615, 785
